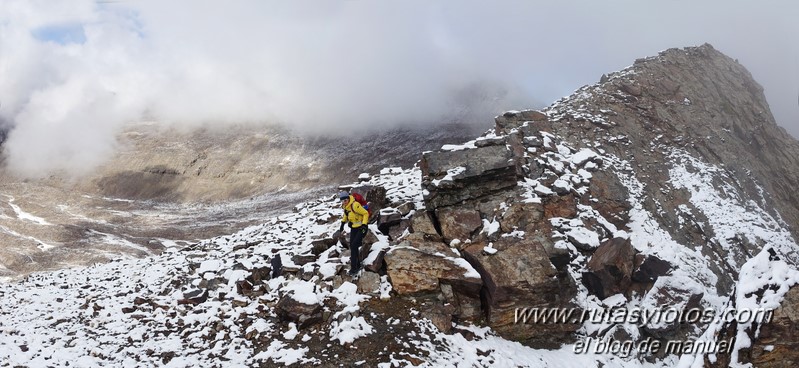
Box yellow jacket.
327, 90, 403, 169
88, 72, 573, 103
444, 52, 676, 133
341, 195, 369, 228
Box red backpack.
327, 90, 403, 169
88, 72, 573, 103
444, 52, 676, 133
350, 192, 372, 219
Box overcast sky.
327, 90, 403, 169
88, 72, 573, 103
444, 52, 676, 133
1, 0, 797, 176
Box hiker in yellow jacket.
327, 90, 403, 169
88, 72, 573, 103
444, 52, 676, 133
334, 191, 369, 276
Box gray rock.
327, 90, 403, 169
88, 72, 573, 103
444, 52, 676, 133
494, 110, 548, 134
474, 136, 506, 147
311, 237, 337, 256
406, 211, 441, 241
748, 285, 799, 367
420, 145, 519, 209
387, 219, 411, 241
396, 201, 416, 217
377, 208, 402, 227
356, 271, 381, 294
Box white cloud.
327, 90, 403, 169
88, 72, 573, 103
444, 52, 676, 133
0, 0, 797, 176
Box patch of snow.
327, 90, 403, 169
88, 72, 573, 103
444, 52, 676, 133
501, 230, 525, 239
253, 340, 310, 366
481, 217, 500, 238
569, 148, 598, 166
431, 166, 467, 187
282, 323, 299, 340
565, 227, 600, 249
5, 196, 51, 225
441, 140, 477, 151
283, 279, 323, 305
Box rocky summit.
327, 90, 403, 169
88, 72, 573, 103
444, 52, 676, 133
1, 44, 798, 367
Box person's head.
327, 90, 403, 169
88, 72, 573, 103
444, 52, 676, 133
338, 191, 350, 204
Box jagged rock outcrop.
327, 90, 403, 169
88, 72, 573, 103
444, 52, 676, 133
380, 43, 799, 362
534, 44, 799, 243
420, 144, 518, 209
462, 236, 579, 347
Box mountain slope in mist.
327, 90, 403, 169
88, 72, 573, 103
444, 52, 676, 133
0, 119, 487, 278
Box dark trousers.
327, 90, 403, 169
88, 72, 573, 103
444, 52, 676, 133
349, 226, 366, 271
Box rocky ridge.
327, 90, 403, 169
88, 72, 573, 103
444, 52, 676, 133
397, 43, 799, 366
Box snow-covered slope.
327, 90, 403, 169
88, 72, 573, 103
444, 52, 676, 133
0, 168, 639, 367
1, 146, 794, 366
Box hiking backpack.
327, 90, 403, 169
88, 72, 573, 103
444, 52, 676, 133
350, 192, 372, 219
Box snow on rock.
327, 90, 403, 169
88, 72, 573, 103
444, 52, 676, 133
282, 279, 323, 305
253, 340, 312, 366
431, 166, 466, 187
481, 217, 500, 238
565, 226, 601, 250
570, 148, 599, 166
328, 282, 374, 344
441, 140, 477, 152
329, 316, 374, 345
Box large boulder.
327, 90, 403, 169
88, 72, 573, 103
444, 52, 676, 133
420, 145, 518, 209
640, 278, 705, 339
498, 201, 544, 234
405, 210, 442, 242
494, 109, 548, 135
384, 247, 482, 297
582, 237, 636, 299
462, 236, 578, 347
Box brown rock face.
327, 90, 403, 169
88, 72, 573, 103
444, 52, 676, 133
542, 195, 578, 219
540, 44, 799, 243
406, 211, 441, 242
582, 238, 636, 300
435, 207, 482, 242
384, 44, 799, 360
748, 285, 799, 367
498, 201, 544, 234
462, 237, 578, 347
383, 247, 482, 297
586, 171, 631, 228
494, 109, 548, 135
